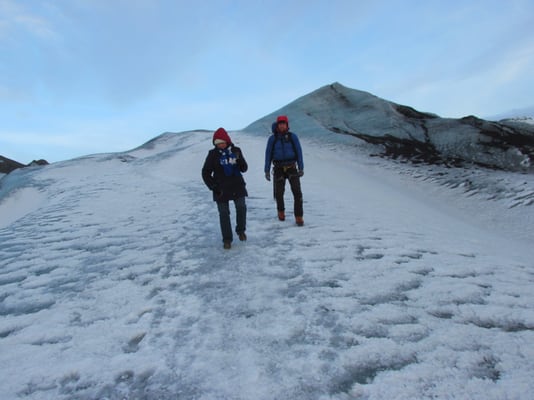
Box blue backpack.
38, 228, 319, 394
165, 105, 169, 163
269, 122, 298, 163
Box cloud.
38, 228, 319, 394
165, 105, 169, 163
14, 14, 58, 40
494, 46, 534, 85
0, 0, 58, 41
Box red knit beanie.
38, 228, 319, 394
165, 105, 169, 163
276, 115, 289, 129
213, 127, 232, 145
276, 115, 289, 124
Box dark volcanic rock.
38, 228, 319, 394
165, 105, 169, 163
0, 156, 49, 175
0, 156, 25, 174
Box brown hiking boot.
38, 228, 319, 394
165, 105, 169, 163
238, 232, 247, 241
223, 241, 231, 249
295, 216, 304, 226
278, 211, 285, 221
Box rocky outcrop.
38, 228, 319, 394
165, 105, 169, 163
0, 156, 49, 174
28, 159, 49, 167
0, 156, 25, 174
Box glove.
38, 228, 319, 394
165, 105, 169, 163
265, 172, 271, 181
298, 170, 304, 177
233, 149, 241, 159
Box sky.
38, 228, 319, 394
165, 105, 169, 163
1, 0, 534, 163
1, 129, 534, 399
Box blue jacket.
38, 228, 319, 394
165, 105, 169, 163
264, 131, 304, 172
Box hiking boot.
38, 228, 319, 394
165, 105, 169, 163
278, 211, 285, 221
238, 232, 247, 241
223, 241, 231, 249
295, 216, 304, 226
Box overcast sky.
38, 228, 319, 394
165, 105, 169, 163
1, 0, 534, 163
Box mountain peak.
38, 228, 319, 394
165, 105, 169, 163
245, 83, 534, 171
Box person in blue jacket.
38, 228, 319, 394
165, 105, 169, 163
264, 115, 304, 226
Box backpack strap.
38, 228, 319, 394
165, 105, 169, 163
287, 132, 298, 158
269, 134, 278, 163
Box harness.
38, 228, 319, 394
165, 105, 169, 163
278, 164, 296, 173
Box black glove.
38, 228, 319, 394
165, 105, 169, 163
298, 170, 304, 177
233, 149, 241, 159
265, 172, 271, 181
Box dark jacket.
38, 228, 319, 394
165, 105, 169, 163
202, 144, 248, 202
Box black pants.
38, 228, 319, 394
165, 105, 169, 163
273, 164, 303, 217
216, 197, 246, 243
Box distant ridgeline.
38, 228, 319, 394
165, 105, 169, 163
0, 155, 48, 175
4, 83, 533, 174
245, 82, 534, 172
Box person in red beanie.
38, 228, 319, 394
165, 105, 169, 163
202, 128, 248, 249
264, 115, 304, 226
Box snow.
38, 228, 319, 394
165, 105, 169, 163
0, 187, 46, 229
1, 130, 534, 400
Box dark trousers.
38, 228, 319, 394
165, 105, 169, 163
216, 197, 246, 243
273, 165, 303, 217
